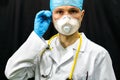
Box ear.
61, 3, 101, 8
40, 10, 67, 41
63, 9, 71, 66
81, 10, 85, 19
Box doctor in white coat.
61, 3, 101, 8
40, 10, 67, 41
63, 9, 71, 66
5, 0, 116, 80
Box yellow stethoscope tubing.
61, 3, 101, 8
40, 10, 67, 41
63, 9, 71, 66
47, 33, 82, 80
68, 33, 82, 79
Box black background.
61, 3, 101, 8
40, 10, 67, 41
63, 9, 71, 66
0, 0, 120, 80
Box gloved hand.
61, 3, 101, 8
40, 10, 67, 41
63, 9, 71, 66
34, 10, 52, 37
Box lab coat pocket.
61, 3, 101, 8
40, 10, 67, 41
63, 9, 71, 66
74, 71, 89, 80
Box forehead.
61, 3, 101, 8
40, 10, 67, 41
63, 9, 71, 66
53, 6, 80, 11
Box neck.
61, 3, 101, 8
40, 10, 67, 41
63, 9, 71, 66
58, 32, 80, 48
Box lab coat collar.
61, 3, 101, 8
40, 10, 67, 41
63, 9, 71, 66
50, 47, 74, 65
49, 32, 87, 65
73, 32, 87, 53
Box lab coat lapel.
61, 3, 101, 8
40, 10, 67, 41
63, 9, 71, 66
49, 46, 74, 65
49, 33, 87, 65
50, 48, 60, 64
48, 37, 60, 64
49, 42, 74, 65
59, 33, 87, 66
59, 49, 74, 66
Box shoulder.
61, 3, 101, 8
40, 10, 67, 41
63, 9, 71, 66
81, 33, 112, 65
81, 33, 109, 57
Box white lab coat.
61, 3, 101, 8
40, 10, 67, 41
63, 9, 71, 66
5, 31, 116, 80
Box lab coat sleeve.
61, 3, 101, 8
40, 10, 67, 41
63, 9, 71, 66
94, 50, 116, 80
5, 31, 48, 80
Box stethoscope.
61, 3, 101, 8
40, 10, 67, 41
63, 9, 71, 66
40, 33, 82, 80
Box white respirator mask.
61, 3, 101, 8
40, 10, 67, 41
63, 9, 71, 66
54, 15, 81, 36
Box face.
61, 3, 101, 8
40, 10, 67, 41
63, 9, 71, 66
52, 6, 85, 35
52, 6, 84, 21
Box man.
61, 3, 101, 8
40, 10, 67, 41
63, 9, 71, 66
5, 0, 116, 80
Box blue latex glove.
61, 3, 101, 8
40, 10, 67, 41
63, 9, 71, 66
34, 10, 52, 37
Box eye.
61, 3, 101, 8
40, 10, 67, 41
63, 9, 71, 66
69, 9, 79, 14
54, 9, 64, 15
56, 10, 64, 14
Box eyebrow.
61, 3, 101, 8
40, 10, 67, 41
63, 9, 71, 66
54, 8, 79, 11
54, 8, 64, 11
70, 7, 80, 11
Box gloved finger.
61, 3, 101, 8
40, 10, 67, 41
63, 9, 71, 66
40, 10, 52, 21
36, 10, 52, 19
35, 10, 45, 18
44, 10, 52, 18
